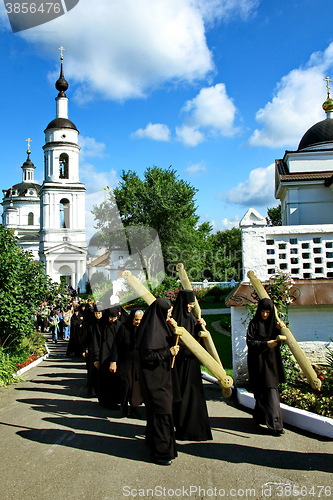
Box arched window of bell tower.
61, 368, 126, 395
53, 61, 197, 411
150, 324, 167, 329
59, 153, 69, 179
60, 198, 70, 228
28, 212, 34, 225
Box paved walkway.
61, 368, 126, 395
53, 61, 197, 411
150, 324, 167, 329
0, 340, 332, 500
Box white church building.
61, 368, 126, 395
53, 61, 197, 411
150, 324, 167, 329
228, 81, 333, 386
1, 55, 87, 290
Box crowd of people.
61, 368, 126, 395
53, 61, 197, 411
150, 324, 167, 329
35, 290, 286, 465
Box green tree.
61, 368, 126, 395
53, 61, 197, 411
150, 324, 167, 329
267, 205, 282, 226
206, 227, 242, 281
92, 166, 202, 278
0, 225, 61, 353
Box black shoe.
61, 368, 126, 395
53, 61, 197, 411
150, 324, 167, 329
129, 407, 141, 419
271, 429, 285, 436
154, 459, 172, 466
121, 405, 129, 417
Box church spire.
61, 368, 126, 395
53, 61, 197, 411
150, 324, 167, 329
55, 47, 69, 119
55, 46, 69, 97
322, 76, 333, 117
21, 138, 36, 182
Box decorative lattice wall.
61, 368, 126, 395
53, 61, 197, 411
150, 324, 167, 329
265, 234, 333, 278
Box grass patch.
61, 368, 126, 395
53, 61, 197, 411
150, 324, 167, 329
200, 302, 228, 309
200, 313, 233, 378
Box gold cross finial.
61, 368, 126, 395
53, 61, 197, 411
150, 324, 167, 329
26, 137, 32, 154
59, 46, 65, 61
324, 76, 332, 97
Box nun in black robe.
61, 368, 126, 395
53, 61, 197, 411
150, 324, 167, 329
114, 309, 144, 417
113, 303, 129, 325
172, 290, 212, 441
66, 308, 84, 357
85, 305, 103, 397
136, 298, 180, 465
97, 306, 122, 409
246, 298, 285, 435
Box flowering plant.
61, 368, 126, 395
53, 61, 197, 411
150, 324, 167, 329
244, 270, 298, 323
17, 354, 38, 370
266, 270, 297, 323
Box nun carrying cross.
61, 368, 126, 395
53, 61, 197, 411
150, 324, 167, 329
172, 289, 212, 441
246, 298, 285, 436
136, 298, 180, 466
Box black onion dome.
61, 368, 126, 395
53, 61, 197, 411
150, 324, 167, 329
44, 117, 78, 132
7, 182, 40, 197
55, 63, 69, 96
22, 157, 35, 168
298, 118, 333, 150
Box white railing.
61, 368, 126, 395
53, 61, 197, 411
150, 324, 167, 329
190, 280, 237, 289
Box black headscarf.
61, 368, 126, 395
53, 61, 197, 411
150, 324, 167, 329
249, 298, 277, 340
136, 298, 172, 351
104, 306, 119, 319
172, 289, 196, 333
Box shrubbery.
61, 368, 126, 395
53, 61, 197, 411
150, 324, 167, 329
0, 225, 68, 386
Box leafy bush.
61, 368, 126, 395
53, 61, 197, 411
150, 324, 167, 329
0, 348, 19, 386
152, 276, 180, 300
0, 225, 67, 353
279, 344, 333, 417
280, 386, 333, 418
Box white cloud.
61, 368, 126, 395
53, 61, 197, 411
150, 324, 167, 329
18, 0, 215, 101
249, 43, 333, 148
81, 163, 118, 194
79, 136, 106, 158
132, 123, 171, 141
176, 83, 238, 145
219, 216, 241, 230
185, 162, 207, 175
3, 0, 260, 101
224, 163, 276, 207
175, 125, 205, 146
194, 0, 259, 26
201, 215, 240, 232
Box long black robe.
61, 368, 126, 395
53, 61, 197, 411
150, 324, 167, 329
172, 290, 212, 441
114, 310, 143, 409
246, 298, 285, 432
97, 307, 122, 409
66, 310, 84, 357
136, 298, 178, 462
85, 309, 104, 398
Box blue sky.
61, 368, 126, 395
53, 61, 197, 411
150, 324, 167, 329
1, 0, 333, 239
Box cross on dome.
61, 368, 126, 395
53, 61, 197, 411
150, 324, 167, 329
59, 46, 65, 61
324, 76, 332, 97
26, 137, 32, 154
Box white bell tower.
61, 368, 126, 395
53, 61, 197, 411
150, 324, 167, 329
39, 48, 87, 289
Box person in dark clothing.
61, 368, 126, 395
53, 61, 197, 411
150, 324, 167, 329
113, 303, 129, 324
136, 298, 179, 466
85, 304, 103, 398
96, 306, 122, 409
246, 297, 285, 436
172, 289, 212, 441
66, 308, 85, 356
114, 309, 144, 417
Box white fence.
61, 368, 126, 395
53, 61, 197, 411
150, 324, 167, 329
190, 280, 237, 289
